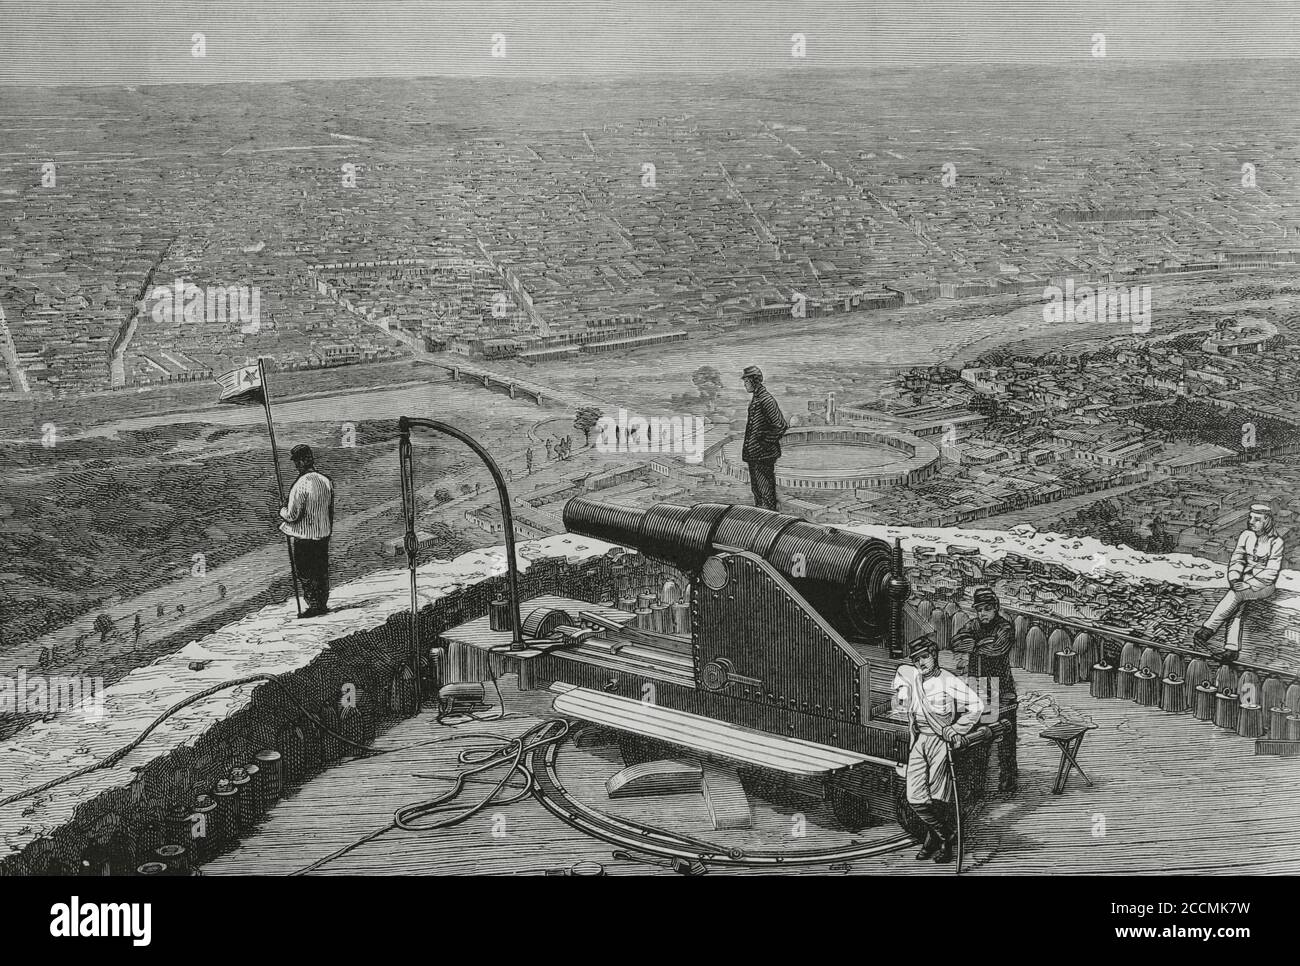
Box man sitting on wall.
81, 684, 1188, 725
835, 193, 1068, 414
1193, 501, 1284, 663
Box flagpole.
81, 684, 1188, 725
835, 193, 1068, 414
258, 357, 303, 618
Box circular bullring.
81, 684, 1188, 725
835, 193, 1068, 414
1202, 319, 1278, 355
719, 426, 940, 491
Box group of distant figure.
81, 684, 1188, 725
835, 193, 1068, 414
540, 434, 574, 464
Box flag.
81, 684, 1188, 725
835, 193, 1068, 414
216, 364, 264, 404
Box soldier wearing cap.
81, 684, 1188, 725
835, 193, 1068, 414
949, 587, 1018, 793
280, 444, 334, 618
740, 365, 788, 511
1194, 501, 1284, 662
892, 636, 985, 863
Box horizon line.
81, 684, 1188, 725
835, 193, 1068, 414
3, 53, 1296, 91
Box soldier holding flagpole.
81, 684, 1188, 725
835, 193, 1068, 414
280, 444, 334, 617
215, 358, 308, 618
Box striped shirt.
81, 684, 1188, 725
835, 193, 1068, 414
280, 471, 334, 540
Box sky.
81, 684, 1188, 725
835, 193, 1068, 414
1, 0, 1297, 86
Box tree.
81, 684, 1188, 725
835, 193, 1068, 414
574, 406, 603, 445
434, 488, 453, 504
93, 613, 114, 643
692, 366, 723, 409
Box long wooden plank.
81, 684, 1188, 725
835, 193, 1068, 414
561, 698, 846, 773
550, 684, 888, 775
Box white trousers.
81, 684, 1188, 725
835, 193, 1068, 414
906, 733, 953, 805
1204, 584, 1275, 633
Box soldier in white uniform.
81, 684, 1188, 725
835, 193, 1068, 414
279, 444, 334, 618
1193, 502, 1284, 663
892, 636, 985, 863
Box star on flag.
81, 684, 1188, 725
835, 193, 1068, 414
216, 364, 265, 404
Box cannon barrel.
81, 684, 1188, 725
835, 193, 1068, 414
564, 497, 905, 643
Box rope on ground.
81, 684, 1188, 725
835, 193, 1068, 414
289, 719, 570, 875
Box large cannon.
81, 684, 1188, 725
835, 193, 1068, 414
563, 497, 911, 654
441, 497, 1005, 841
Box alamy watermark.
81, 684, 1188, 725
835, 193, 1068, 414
0, 671, 105, 720
148, 279, 261, 333
894, 677, 1002, 724
594, 409, 707, 463
1042, 279, 1151, 333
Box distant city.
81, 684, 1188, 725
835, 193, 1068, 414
3, 64, 1299, 396
3, 62, 1300, 648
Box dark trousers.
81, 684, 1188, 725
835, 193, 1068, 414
747, 459, 779, 510
998, 706, 1018, 786
292, 536, 330, 611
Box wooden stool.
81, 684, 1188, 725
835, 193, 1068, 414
1039, 721, 1096, 795
1054, 651, 1078, 686
1160, 675, 1188, 713
1090, 663, 1116, 699
1193, 684, 1217, 721
1214, 691, 1240, 731
1116, 665, 1138, 700
1134, 670, 1160, 707
1238, 703, 1264, 739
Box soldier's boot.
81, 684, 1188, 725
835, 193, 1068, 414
911, 803, 944, 860
931, 801, 956, 864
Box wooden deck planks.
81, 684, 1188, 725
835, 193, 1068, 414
205, 663, 1300, 876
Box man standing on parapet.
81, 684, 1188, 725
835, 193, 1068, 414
1193, 501, 1284, 663
280, 444, 335, 618
741, 365, 788, 511
893, 637, 985, 864
950, 588, 1017, 794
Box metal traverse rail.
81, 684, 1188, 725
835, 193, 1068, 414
528, 733, 917, 869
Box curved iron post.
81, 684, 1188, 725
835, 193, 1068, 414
398, 417, 527, 712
